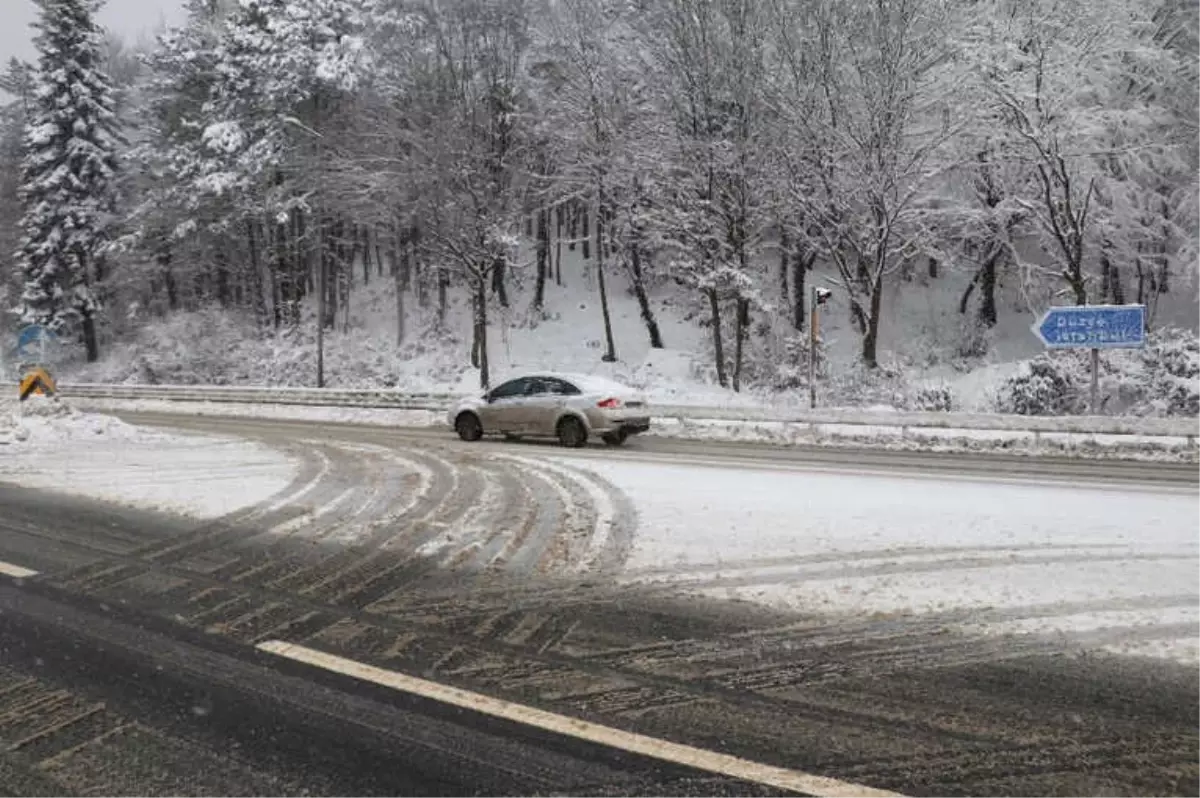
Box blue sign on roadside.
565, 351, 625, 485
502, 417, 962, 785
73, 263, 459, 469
16, 324, 54, 362
1032, 304, 1146, 350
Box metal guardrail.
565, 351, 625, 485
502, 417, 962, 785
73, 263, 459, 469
54, 382, 1199, 441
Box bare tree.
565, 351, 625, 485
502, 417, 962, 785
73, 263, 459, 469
773, 0, 961, 367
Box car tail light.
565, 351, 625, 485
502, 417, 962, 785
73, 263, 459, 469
597, 397, 622, 409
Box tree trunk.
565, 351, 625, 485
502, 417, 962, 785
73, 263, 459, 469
628, 238, 663, 348
492, 254, 509, 307
581, 206, 590, 260
81, 308, 99, 363
706, 288, 727, 388
472, 277, 490, 388
158, 235, 179, 312
246, 222, 269, 329
555, 206, 564, 285
596, 203, 617, 363
293, 210, 307, 300
779, 231, 790, 307
471, 289, 480, 369
978, 250, 998, 327
437, 268, 448, 327
534, 209, 548, 310
861, 273, 884, 368
1100, 248, 1126, 305
792, 249, 810, 331
323, 219, 338, 329
215, 245, 230, 307
394, 262, 405, 348
276, 217, 295, 325
361, 226, 371, 286
265, 223, 282, 328
960, 248, 999, 327
292, 211, 306, 322
732, 296, 748, 392
1066, 256, 1088, 306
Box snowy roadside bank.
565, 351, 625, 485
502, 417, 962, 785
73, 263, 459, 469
64, 395, 1199, 462
0, 398, 298, 519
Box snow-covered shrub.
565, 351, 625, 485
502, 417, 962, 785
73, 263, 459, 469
955, 317, 991, 360
1140, 327, 1199, 417
826, 361, 910, 408
994, 356, 1083, 416
738, 331, 829, 393
911, 384, 955, 412
993, 328, 1200, 417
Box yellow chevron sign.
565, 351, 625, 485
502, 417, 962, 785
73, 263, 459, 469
18, 368, 55, 401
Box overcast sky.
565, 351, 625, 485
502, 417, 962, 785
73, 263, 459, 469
2, 0, 187, 66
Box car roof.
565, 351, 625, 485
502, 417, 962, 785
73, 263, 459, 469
502, 372, 638, 394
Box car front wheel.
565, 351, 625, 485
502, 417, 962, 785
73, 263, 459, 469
455, 412, 483, 442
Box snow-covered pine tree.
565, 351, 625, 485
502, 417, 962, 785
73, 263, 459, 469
17, 0, 121, 362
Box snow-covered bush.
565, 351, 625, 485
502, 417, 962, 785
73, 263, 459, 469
825, 361, 910, 408
993, 328, 1200, 417
994, 356, 1082, 415
1140, 327, 1199, 417
954, 317, 992, 361
736, 331, 831, 393
911, 384, 955, 412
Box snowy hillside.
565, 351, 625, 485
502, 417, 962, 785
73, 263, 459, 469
57, 238, 1200, 414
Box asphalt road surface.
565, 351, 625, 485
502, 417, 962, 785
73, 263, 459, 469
0, 412, 1194, 797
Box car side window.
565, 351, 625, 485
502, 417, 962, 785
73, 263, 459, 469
489, 379, 527, 401
544, 378, 581, 396
523, 379, 546, 396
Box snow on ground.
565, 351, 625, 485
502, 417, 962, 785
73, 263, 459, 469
0, 397, 297, 519
554, 455, 1200, 664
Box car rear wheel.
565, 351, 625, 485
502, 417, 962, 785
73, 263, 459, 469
601, 430, 627, 446
455, 412, 483, 442
556, 416, 587, 448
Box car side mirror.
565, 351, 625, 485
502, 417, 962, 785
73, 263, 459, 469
484, 391, 494, 403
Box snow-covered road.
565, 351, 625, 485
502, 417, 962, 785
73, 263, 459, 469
554, 455, 1200, 664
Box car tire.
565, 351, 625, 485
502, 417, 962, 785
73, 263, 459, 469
455, 412, 483, 442
601, 430, 627, 446
556, 416, 587, 448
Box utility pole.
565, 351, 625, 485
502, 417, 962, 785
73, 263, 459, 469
809, 287, 832, 409
317, 220, 326, 388
283, 115, 326, 388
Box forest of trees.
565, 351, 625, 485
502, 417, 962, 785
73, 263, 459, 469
1, 0, 1197, 389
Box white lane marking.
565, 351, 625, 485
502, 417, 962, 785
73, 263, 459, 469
0, 561, 38, 578
256, 639, 904, 798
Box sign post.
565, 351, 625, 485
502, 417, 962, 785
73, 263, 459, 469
810, 288, 832, 409
1031, 304, 1146, 415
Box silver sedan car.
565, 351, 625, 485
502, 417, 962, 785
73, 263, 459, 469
448, 372, 651, 447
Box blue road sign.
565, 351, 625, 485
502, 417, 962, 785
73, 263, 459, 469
16, 325, 54, 361
1032, 304, 1146, 349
